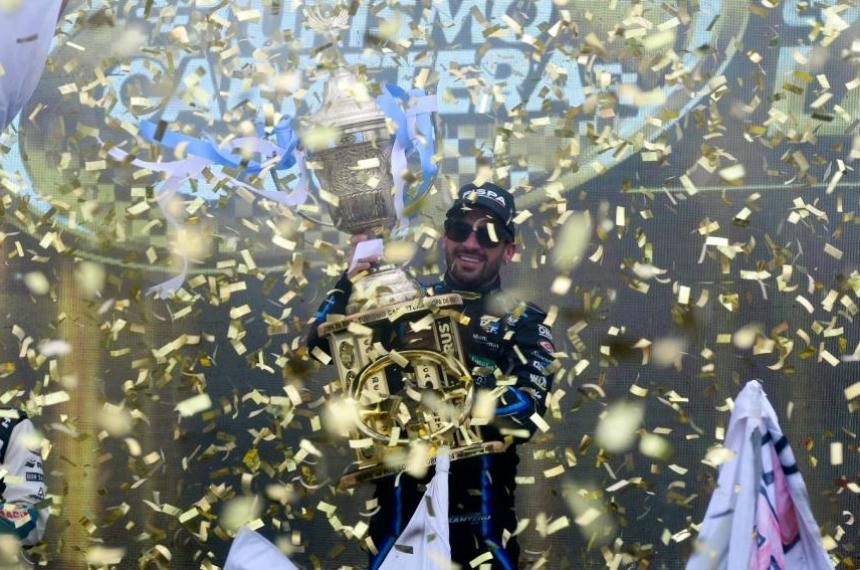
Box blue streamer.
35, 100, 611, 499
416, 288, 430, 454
138, 117, 299, 177
138, 83, 437, 212
376, 84, 439, 205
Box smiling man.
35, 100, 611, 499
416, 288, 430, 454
394, 182, 554, 569
307, 182, 554, 569
443, 186, 517, 291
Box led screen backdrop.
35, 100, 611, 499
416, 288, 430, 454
0, 0, 858, 567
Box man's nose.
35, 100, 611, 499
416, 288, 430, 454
462, 229, 481, 249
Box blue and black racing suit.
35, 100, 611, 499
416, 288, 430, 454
307, 272, 555, 569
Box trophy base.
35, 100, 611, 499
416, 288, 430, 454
338, 441, 508, 488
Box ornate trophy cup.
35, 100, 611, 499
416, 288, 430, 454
303, 6, 505, 487
305, 65, 421, 314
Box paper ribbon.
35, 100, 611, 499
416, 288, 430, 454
138, 117, 302, 177
109, 117, 308, 298
376, 84, 439, 236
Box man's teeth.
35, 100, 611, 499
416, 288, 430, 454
458, 253, 483, 262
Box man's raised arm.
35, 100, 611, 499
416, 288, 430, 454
305, 234, 380, 358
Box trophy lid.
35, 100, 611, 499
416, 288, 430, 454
308, 68, 388, 134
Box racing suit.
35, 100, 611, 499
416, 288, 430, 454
308, 272, 554, 569
0, 410, 49, 567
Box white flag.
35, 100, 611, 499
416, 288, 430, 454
687, 380, 833, 570
224, 527, 298, 570
0, 0, 64, 131
379, 449, 451, 570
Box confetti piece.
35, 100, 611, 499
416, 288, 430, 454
824, 243, 843, 260
383, 240, 418, 265
640, 433, 672, 460
703, 446, 736, 468
574, 508, 601, 527
34, 391, 70, 407
175, 394, 212, 417
530, 413, 551, 433
652, 337, 687, 368
595, 401, 645, 452
830, 442, 843, 466
551, 276, 572, 295
311, 346, 332, 365
37, 339, 71, 357
718, 164, 745, 182
302, 126, 341, 151
606, 479, 631, 493
23, 272, 50, 296
220, 497, 262, 533
546, 515, 570, 535
551, 212, 592, 272
543, 465, 565, 478
347, 322, 373, 336
86, 547, 126, 565
677, 285, 691, 305
845, 381, 860, 401
795, 296, 815, 314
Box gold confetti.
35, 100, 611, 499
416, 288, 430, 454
640, 433, 672, 460
844, 381, 860, 401
23, 272, 50, 296
718, 164, 746, 183
824, 243, 843, 260
595, 401, 645, 452
383, 240, 418, 265
302, 125, 341, 151
86, 547, 126, 565
551, 211, 592, 272
574, 508, 601, 527
551, 276, 572, 295
175, 394, 212, 417
830, 442, 843, 466
33, 391, 70, 407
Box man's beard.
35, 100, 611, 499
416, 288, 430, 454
446, 246, 498, 288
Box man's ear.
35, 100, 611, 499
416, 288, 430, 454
503, 242, 516, 264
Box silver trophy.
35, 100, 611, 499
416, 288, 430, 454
304, 64, 421, 313
302, 4, 505, 486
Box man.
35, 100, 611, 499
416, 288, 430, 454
308, 182, 554, 569
0, 410, 49, 567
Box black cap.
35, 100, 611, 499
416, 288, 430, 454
447, 182, 517, 240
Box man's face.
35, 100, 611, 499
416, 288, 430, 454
443, 209, 516, 289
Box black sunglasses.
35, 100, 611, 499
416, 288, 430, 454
444, 219, 509, 248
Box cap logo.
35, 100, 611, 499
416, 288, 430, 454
467, 188, 506, 207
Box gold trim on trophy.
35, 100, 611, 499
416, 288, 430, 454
350, 349, 473, 443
